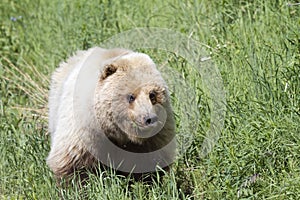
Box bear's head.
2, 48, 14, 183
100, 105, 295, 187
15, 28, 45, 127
94, 52, 172, 145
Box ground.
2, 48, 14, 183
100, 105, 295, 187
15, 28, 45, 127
0, 0, 299, 199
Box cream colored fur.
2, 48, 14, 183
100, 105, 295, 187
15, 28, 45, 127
47, 47, 175, 178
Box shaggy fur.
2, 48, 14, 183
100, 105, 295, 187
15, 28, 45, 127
47, 47, 175, 180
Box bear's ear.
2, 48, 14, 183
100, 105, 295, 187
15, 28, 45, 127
100, 64, 117, 80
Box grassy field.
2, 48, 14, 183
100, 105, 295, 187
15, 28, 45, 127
1, 0, 299, 199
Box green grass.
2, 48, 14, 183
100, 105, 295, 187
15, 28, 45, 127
1, 0, 299, 199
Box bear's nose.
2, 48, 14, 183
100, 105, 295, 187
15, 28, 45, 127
144, 114, 158, 126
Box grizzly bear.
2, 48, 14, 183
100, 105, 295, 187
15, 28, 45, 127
47, 47, 176, 180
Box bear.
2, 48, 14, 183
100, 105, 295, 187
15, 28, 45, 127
47, 47, 176, 181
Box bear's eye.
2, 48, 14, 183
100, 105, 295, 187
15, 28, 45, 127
127, 94, 135, 103
149, 91, 157, 104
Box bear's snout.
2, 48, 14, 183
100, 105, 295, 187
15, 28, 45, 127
143, 114, 158, 126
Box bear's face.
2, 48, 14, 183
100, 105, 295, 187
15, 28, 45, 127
95, 53, 170, 144
116, 82, 168, 144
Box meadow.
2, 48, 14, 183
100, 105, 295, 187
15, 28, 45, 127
0, 0, 299, 199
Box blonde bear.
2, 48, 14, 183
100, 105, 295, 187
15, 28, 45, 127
47, 47, 175, 180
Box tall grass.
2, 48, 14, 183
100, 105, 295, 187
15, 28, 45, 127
1, 0, 299, 199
